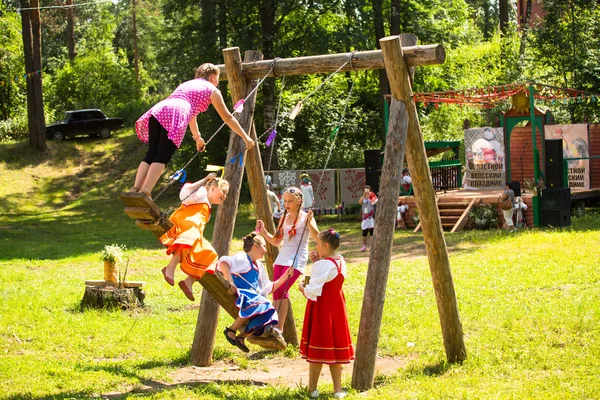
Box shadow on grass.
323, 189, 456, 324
3, 381, 301, 400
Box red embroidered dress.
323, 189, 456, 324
300, 257, 354, 364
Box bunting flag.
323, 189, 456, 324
205, 165, 225, 178
265, 130, 277, 146
230, 152, 244, 166
0, 69, 42, 86
331, 125, 340, 139
411, 82, 599, 108
233, 99, 245, 114
170, 170, 187, 183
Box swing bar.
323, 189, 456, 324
215, 44, 445, 81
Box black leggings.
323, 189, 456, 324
143, 116, 177, 165
362, 228, 374, 237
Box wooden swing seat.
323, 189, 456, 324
119, 191, 286, 351
120, 192, 173, 238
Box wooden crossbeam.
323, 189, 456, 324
216, 44, 445, 81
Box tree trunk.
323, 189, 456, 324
260, 0, 280, 171
390, 0, 401, 35
499, 0, 509, 36
372, 0, 390, 101
21, 0, 46, 152
132, 0, 139, 82
483, 0, 492, 40
518, 0, 532, 55
190, 48, 263, 366
66, 0, 76, 61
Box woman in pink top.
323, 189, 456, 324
130, 63, 255, 197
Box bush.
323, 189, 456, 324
45, 49, 149, 125
467, 201, 500, 230
0, 114, 28, 142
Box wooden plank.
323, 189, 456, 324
124, 206, 159, 220
381, 35, 465, 365
120, 192, 162, 215
450, 197, 478, 233
216, 44, 445, 81
413, 222, 421, 233
351, 34, 417, 392
246, 335, 286, 351
85, 280, 145, 288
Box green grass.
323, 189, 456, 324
1, 133, 600, 399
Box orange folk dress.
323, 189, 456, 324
159, 185, 217, 279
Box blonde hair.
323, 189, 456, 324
195, 63, 220, 80
206, 177, 229, 193
275, 187, 303, 240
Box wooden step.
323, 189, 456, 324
438, 209, 467, 216
440, 216, 459, 222
437, 202, 469, 209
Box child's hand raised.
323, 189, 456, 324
309, 250, 319, 263
306, 209, 314, 222
206, 172, 217, 181
255, 220, 264, 233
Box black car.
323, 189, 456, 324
45, 109, 124, 141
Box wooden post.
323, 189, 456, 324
214, 44, 445, 81
381, 36, 466, 363
190, 48, 261, 366
351, 34, 417, 392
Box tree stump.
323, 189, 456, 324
81, 285, 145, 310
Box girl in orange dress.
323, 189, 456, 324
299, 228, 354, 399
160, 173, 229, 301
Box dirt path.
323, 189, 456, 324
104, 355, 414, 397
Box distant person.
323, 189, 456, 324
400, 168, 412, 196
514, 196, 528, 228
300, 172, 314, 211
500, 182, 515, 231
359, 185, 378, 252
266, 184, 282, 225
130, 63, 254, 198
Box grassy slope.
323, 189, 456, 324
0, 132, 599, 399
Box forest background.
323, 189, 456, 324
1, 0, 599, 172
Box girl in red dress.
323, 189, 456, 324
299, 228, 354, 399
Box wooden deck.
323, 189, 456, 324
398, 187, 600, 231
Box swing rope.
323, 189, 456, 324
153, 60, 278, 202
276, 78, 355, 314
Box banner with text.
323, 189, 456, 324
463, 127, 506, 190
544, 124, 590, 189
265, 169, 336, 208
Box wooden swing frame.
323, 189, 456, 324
123, 34, 466, 391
